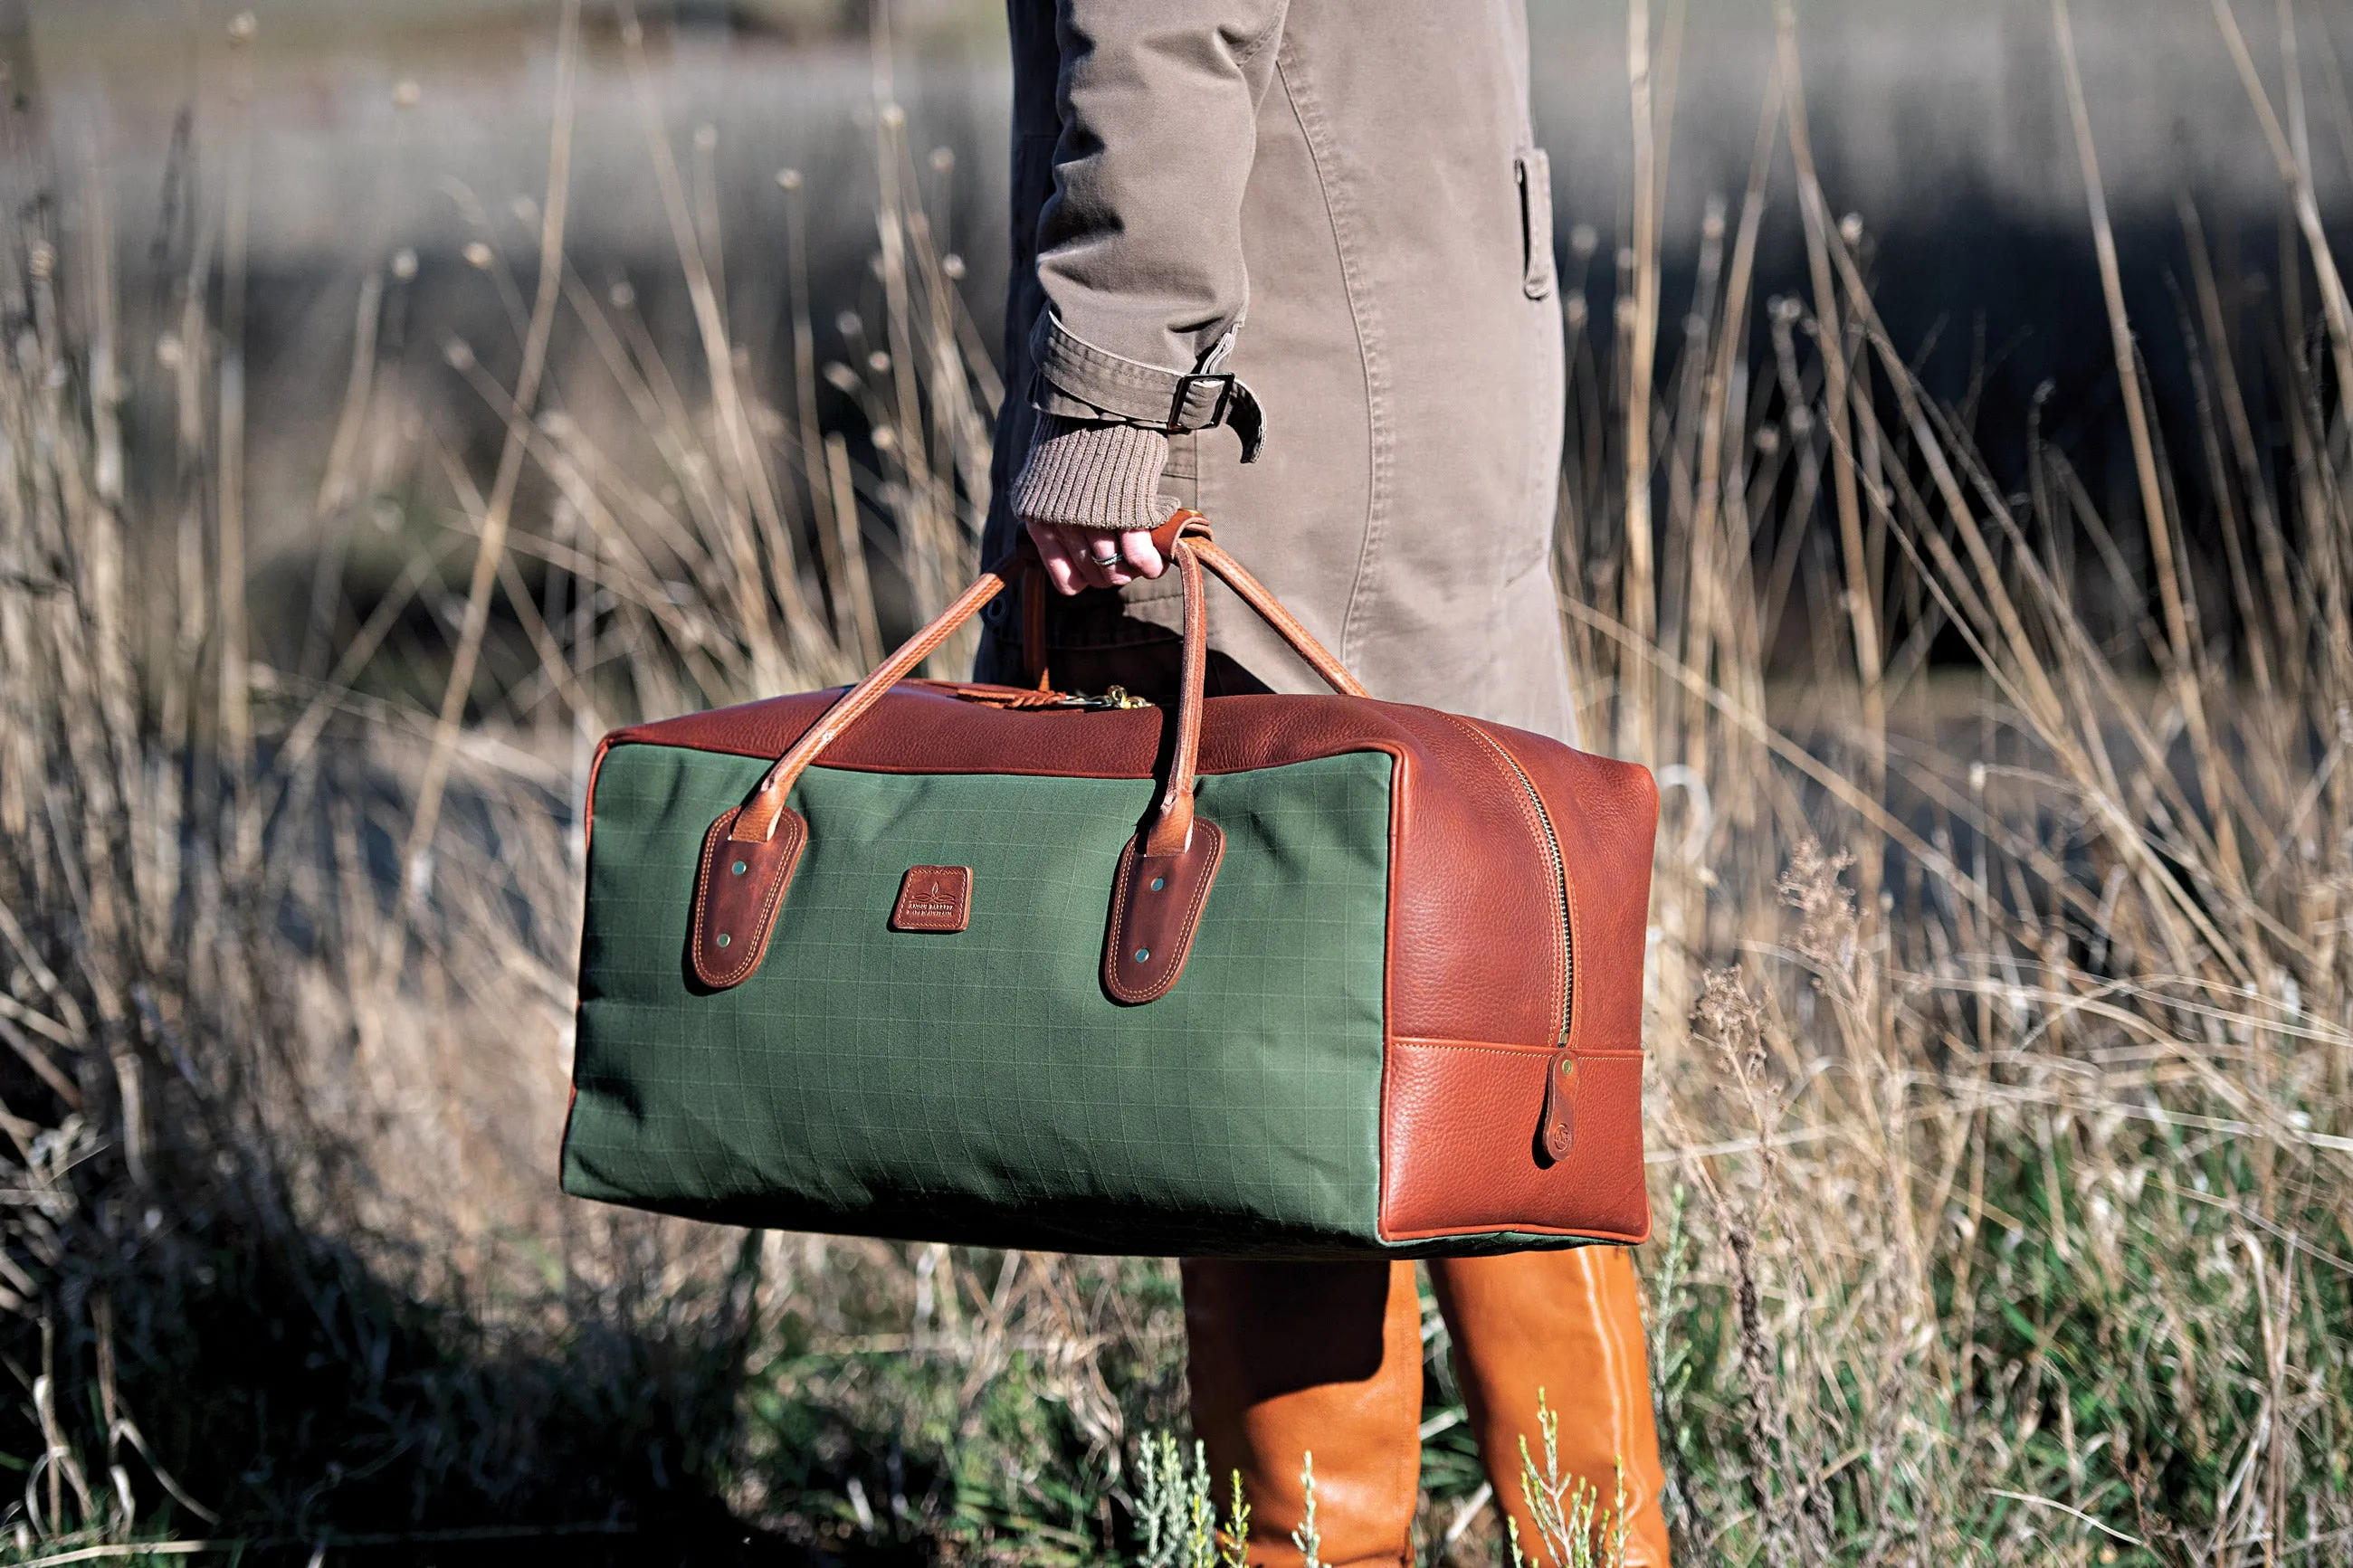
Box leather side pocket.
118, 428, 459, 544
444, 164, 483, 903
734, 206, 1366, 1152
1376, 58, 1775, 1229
1516, 147, 1557, 300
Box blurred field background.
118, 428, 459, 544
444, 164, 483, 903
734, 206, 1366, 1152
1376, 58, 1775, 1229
2, 0, 2351, 1563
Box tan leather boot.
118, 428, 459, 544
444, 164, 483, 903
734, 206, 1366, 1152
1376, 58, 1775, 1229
1430, 1247, 1672, 1567
1180, 1259, 1424, 1568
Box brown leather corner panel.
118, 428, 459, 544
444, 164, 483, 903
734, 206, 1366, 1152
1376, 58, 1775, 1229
1373, 708, 1563, 1050
1377, 1041, 1649, 1243
1476, 725, 1660, 1057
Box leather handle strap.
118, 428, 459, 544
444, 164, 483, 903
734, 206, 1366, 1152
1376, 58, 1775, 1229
1144, 538, 1209, 855
733, 510, 1367, 845
1016, 511, 1368, 700
730, 562, 1017, 843
1186, 537, 1368, 698
691, 509, 1358, 994
733, 516, 1219, 849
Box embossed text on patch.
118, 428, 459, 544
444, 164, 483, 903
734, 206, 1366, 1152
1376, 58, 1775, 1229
891, 866, 973, 933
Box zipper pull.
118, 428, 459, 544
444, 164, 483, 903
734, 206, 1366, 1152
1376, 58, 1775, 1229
1539, 1044, 1576, 1164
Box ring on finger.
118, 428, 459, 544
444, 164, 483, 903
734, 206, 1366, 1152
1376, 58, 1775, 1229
1089, 540, 1120, 565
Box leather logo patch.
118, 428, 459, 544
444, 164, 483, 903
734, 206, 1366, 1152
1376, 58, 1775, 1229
891, 866, 972, 933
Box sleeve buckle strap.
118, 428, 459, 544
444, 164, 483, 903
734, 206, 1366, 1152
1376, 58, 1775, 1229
1168, 371, 1236, 431
1029, 312, 1268, 462
1161, 369, 1263, 464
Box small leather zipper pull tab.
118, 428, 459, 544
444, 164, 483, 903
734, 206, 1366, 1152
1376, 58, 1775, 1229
1538, 1047, 1577, 1164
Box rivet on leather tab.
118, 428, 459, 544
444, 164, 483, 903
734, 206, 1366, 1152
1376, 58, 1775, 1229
1102, 822, 1223, 1005
690, 805, 806, 990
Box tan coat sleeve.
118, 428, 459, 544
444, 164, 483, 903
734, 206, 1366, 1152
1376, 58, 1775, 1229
1030, 2, 1290, 399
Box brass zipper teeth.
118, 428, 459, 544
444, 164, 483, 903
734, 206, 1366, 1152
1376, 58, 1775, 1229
1489, 743, 1575, 1046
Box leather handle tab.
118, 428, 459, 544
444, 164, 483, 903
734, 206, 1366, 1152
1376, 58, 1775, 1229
691, 804, 807, 989
1103, 821, 1224, 1004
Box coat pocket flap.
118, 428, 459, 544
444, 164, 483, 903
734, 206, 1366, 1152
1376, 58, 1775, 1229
1516, 148, 1557, 300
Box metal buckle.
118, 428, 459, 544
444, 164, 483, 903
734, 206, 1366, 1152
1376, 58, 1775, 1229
1167, 372, 1236, 431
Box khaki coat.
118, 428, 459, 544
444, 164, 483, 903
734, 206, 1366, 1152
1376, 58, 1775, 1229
975, 0, 1577, 744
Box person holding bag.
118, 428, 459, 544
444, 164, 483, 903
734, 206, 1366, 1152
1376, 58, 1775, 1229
976, 5, 1673, 1565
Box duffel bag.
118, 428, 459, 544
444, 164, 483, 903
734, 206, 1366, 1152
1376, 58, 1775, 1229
559, 514, 1657, 1256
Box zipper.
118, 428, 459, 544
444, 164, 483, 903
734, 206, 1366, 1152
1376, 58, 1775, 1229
1052, 685, 1153, 710
1481, 736, 1579, 1163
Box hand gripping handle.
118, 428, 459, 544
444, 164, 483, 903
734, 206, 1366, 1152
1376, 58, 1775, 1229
688, 512, 1367, 993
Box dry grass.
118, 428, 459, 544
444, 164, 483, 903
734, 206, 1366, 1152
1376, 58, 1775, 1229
0, 3, 2350, 1565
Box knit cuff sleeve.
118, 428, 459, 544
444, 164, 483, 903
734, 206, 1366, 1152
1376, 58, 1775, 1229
1009, 414, 1176, 532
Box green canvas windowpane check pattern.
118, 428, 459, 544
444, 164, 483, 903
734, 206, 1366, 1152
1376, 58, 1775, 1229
564, 745, 1395, 1255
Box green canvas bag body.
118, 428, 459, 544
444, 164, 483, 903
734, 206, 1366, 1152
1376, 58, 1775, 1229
562, 518, 1657, 1257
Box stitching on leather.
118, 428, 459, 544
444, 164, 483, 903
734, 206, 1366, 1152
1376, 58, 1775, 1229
748, 815, 805, 976
1376, 747, 1408, 1241
688, 811, 735, 985
691, 807, 801, 988
1104, 823, 1223, 1004
1105, 832, 1216, 1003
1102, 841, 1143, 1003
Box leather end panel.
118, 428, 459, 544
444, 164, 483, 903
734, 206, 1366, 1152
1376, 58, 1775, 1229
1481, 730, 1661, 1060
690, 805, 806, 990
1102, 820, 1224, 1005
1378, 1041, 1649, 1243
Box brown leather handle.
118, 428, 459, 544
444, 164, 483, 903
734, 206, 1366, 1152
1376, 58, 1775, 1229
738, 512, 1359, 845
730, 561, 1018, 844
1187, 537, 1368, 698
1145, 537, 1210, 854
1021, 513, 1369, 700
689, 511, 1359, 993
